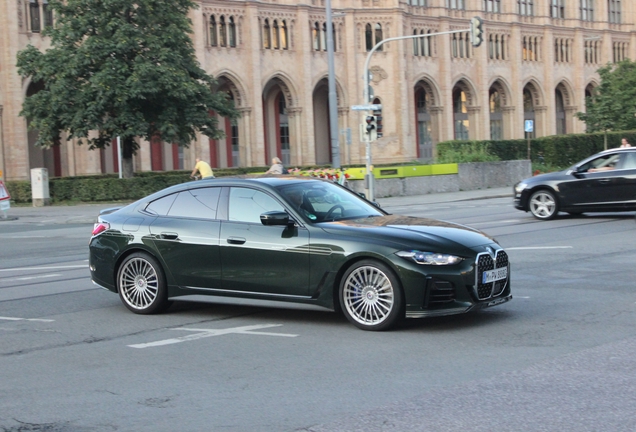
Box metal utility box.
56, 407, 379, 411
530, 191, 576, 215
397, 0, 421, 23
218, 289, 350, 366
31, 168, 50, 207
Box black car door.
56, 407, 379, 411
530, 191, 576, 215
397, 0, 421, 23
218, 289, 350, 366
148, 187, 223, 289
219, 186, 311, 296
559, 152, 626, 209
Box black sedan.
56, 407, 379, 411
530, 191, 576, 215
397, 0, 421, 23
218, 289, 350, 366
89, 176, 511, 331
514, 147, 636, 220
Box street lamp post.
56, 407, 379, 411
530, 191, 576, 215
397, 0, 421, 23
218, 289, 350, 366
326, 0, 340, 168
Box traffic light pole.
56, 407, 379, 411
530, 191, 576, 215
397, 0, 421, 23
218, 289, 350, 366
361, 26, 479, 201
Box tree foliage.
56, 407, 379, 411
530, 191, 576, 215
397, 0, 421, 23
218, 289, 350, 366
17, 0, 238, 176
576, 60, 636, 132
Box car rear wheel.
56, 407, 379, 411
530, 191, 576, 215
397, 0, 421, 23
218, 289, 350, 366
529, 189, 558, 220
117, 252, 171, 314
339, 260, 404, 331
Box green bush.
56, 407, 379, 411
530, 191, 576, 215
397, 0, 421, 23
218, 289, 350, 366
4, 181, 32, 204
436, 141, 501, 163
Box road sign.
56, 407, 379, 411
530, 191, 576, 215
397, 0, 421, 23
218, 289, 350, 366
524, 120, 534, 133
0, 180, 10, 201
351, 104, 382, 111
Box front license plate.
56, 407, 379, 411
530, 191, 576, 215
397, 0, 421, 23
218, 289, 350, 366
482, 267, 508, 284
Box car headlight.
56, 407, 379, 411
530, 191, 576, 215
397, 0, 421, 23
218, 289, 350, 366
396, 250, 464, 266
514, 182, 528, 194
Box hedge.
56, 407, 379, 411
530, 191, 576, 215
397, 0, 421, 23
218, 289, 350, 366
437, 130, 636, 168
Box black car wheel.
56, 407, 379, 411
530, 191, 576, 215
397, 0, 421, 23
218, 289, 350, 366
529, 189, 559, 220
117, 252, 171, 314
339, 260, 404, 331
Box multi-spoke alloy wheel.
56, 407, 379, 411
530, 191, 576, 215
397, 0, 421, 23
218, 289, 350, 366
117, 253, 170, 314
529, 189, 559, 220
340, 260, 404, 331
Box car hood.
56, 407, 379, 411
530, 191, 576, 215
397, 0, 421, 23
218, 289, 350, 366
520, 170, 568, 184
320, 214, 496, 249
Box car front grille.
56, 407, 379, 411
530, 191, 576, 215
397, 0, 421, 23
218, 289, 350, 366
474, 249, 509, 300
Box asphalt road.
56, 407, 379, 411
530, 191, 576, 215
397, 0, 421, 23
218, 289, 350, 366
1, 193, 635, 432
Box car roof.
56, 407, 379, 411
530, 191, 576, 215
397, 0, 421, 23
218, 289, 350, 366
138, 175, 330, 204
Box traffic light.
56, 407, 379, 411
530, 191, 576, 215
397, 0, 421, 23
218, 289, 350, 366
470, 16, 483, 47
365, 115, 377, 141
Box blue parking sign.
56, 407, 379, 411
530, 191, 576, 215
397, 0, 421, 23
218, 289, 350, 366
524, 120, 534, 133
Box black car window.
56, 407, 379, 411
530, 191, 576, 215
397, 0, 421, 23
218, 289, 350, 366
145, 193, 178, 216
228, 187, 284, 223
168, 187, 221, 220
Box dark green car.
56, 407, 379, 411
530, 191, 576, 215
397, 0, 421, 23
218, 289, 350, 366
89, 176, 511, 331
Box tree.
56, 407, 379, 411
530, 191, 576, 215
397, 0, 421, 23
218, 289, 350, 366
17, 0, 238, 178
576, 60, 636, 133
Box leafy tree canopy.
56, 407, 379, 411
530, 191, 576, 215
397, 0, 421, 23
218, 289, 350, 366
17, 0, 238, 170
576, 60, 636, 132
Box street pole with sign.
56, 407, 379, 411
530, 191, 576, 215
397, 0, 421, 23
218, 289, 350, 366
524, 120, 534, 160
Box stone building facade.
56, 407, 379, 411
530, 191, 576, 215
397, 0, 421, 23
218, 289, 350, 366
0, 0, 634, 180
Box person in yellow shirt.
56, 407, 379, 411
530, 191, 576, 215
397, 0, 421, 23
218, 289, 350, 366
190, 158, 214, 179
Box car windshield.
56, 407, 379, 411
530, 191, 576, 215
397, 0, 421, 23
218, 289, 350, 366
276, 181, 385, 222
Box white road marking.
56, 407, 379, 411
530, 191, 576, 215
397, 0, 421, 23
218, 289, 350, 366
5, 273, 62, 281
128, 324, 298, 349
506, 246, 572, 250
0, 264, 87, 272
0, 316, 55, 322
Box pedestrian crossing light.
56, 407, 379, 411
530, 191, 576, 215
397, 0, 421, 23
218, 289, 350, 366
365, 115, 377, 141
470, 16, 484, 47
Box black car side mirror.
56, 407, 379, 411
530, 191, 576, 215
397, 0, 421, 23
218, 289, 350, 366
260, 211, 292, 226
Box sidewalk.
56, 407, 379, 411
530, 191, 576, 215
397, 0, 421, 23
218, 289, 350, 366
0, 187, 512, 225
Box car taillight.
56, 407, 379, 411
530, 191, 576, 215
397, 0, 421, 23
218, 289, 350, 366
92, 222, 110, 236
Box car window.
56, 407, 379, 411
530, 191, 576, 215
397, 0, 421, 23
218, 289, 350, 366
581, 153, 621, 172
622, 152, 636, 170
145, 193, 178, 216
167, 187, 221, 219
277, 182, 384, 222
228, 187, 284, 223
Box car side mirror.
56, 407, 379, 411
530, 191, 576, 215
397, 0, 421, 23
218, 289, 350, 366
260, 211, 292, 226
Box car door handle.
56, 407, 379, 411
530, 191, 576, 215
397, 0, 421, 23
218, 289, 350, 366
227, 236, 246, 245
160, 232, 179, 240
598, 179, 612, 184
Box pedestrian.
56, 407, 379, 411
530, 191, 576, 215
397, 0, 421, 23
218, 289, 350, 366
265, 157, 288, 174
190, 158, 215, 179
620, 138, 632, 148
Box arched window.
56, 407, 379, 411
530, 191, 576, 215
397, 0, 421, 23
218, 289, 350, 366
555, 89, 566, 135
374, 24, 383, 51
365, 24, 373, 51
415, 88, 433, 159
281, 21, 288, 50
314, 22, 321, 51
453, 89, 469, 140
229, 17, 236, 47
489, 89, 503, 140
263, 19, 271, 49
273, 20, 280, 49
209, 16, 217, 47
321, 23, 327, 51
413, 30, 419, 56
29, 0, 41, 32
219, 16, 227, 47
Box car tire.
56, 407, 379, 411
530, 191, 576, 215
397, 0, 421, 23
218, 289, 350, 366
529, 189, 559, 220
339, 260, 404, 331
117, 252, 171, 314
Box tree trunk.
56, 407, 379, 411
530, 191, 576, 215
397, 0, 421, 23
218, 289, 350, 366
122, 137, 135, 178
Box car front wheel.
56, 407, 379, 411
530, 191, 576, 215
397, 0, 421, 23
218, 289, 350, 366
117, 252, 171, 314
529, 189, 559, 220
339, 260, 404, 331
